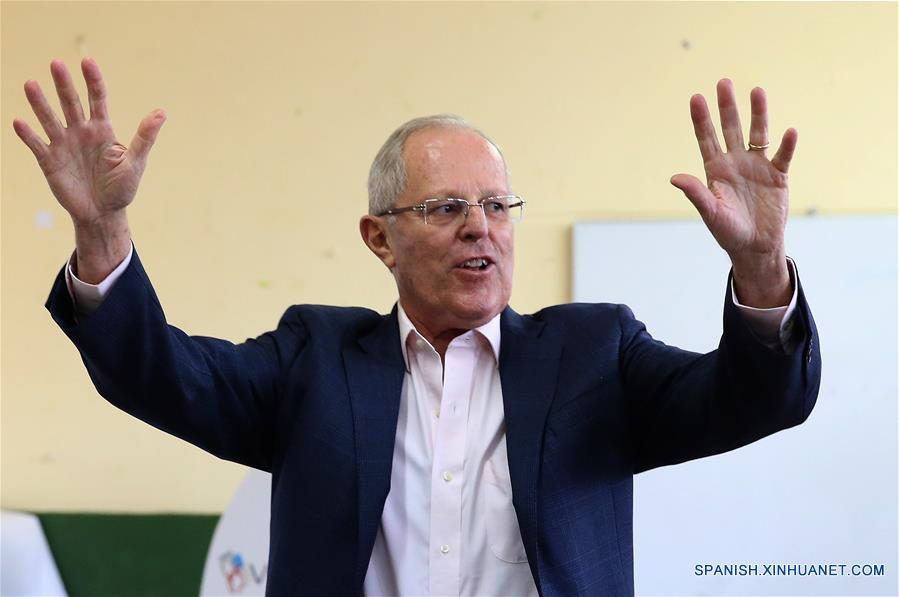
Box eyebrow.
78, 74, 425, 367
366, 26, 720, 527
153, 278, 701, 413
426, 190, 510, 200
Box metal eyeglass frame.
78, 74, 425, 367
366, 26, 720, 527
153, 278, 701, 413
376, 195, 526, 225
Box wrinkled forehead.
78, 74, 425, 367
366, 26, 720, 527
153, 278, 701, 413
402, 127, 509, 199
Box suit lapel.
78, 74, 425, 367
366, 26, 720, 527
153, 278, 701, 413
342, 305, 561, 588
343, 306, 406, 581
499, 307, 562, 590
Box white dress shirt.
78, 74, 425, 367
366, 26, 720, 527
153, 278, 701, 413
65, 246, 799, 596
362, 304, 538, 596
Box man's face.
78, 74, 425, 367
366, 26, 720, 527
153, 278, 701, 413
373, 126, 514, 335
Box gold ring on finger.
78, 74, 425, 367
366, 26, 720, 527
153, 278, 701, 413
747, 142, 770, 151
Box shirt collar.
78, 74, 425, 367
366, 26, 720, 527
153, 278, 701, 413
396, 302, 502, 372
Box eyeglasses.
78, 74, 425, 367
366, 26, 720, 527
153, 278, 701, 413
377, 195, 526, 226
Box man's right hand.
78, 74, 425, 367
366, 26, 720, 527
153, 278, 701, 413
13, 58, 165, 283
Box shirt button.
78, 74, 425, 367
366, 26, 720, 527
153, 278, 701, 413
440, 544, 450, 554
435, 408, 440, 418
442, 471, 453, 482
416, 339, 426, 349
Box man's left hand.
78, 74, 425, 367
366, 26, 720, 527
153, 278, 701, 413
671, 79, 795, 308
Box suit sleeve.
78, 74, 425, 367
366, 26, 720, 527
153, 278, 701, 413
620, 268, 821, 474
45, 247, 307, 472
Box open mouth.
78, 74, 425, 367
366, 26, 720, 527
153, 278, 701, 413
457, 257, 492, 271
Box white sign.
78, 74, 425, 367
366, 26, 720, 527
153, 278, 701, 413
200, 469, 271, 596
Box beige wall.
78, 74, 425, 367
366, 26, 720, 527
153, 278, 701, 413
2, 2, 895, 512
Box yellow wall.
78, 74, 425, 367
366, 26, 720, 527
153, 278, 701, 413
2, 2, 896, 512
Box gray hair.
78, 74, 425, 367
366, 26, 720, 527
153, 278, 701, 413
367, 114, 508, 215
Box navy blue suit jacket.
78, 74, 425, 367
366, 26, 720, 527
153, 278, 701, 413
47, 250, 820, 596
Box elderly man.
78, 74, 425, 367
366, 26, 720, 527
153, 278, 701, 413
16, 58, 820, 596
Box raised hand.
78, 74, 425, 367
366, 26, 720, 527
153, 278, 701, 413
13, 58, 165, 282
670, 79, 796, 308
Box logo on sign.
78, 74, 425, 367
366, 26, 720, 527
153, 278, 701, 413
219, 551, 267, 594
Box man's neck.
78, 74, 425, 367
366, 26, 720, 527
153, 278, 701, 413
397, 302, 502, 362
402, 311, 467, 361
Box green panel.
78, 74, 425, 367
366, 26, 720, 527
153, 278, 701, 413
37, 513, 219, 597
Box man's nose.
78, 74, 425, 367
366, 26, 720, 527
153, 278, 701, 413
459, 203, 489, 239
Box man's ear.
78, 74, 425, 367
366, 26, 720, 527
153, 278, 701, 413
359, 215, 396, 269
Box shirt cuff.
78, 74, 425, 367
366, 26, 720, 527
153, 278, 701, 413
730, 257, 800, 353
64, 243, 135, 317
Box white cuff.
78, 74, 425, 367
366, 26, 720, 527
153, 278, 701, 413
64, 243, 134, 316
731, 257, 800, 352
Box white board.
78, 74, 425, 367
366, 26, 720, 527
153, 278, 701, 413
573, 215, 897, 596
